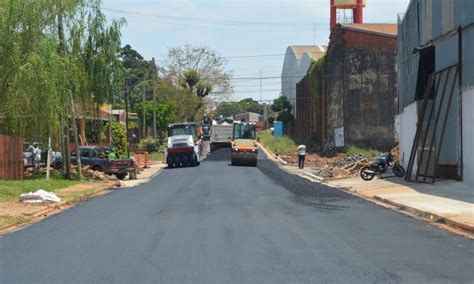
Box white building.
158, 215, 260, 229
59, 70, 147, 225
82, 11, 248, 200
281, 45, 326, 116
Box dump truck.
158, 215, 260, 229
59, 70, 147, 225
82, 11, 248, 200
230, 121, 258, 166
210, 117, 233, 152
165, 122, 201, 168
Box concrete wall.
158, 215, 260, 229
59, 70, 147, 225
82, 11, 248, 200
325, 25, 397, 150
462, 88, 474, 186
398, 102, 418, 173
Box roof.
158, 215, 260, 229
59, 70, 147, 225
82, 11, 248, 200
289, 45, 327, 60
340, 23, 398, 37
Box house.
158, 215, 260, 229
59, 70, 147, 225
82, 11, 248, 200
396, 0, 474, 186
281, 45, 327, 116
324, 23, 398, 150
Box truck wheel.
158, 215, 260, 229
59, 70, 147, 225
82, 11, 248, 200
116, 173, 127, 180
182, 155, 189, 167
93, 165, 102, 172
190, 155, 197, 167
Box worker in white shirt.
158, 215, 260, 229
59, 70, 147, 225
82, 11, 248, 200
297, 144, 306, 169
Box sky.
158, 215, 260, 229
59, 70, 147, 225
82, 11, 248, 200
102, 0, 410, 102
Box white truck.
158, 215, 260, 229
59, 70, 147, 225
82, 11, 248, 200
210, 118, 234, 152
165, 123, 201, 168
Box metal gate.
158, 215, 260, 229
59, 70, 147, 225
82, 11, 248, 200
405, 64, 459, 183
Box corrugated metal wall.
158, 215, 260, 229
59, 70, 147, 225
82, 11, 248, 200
0, 135, 23, 180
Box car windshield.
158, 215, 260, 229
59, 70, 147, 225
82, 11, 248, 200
169, 125, 192, 136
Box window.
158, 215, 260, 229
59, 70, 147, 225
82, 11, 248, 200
80, 149, 90, 158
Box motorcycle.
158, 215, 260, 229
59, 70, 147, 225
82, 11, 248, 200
359, 153, 405, 181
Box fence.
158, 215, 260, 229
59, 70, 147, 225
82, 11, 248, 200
0, 135, 24, 180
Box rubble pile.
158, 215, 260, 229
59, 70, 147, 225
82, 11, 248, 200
316, 153, 372, 178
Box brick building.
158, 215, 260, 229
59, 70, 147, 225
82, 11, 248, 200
324, 23, 398, 150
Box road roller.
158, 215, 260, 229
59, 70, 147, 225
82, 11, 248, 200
230, 121, 258, 167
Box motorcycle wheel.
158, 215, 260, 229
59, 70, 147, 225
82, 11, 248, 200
393, 164, 406, 177
360, 166, 376, 181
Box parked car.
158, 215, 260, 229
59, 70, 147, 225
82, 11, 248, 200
70, 146, 135, 180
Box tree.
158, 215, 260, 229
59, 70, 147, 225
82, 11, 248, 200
271, 96, 294, 123
2, 0, 125, 179
215, 98, 264, 118
238, 98, 263, 114
163, 45, 232, 100
215, 102, 242, 118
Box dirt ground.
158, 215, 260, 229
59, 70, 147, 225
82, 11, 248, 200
0, 181, 113, 234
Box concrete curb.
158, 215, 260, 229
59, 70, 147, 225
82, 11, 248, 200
258, 142, 474, 236
372, 195, 474, 234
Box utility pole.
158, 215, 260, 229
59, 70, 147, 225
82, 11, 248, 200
125, 80, 130, 158
152, 57, 157, 139
260, 69, 262, 102
142, 82, 146, 139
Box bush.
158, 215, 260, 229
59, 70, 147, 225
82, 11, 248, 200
138, 137, 159, 152
109, 121, 127, 157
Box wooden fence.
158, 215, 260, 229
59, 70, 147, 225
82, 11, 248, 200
0, 135, 23, 180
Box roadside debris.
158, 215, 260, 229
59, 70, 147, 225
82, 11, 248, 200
277, 150, 375, 179
20, 189, 61, 204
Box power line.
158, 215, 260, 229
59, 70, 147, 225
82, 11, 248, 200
103, 7, 328, 27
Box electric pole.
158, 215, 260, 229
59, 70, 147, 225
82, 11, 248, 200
142, 82, 146, 139
260, 69, 262, 102
152, 57, 157, 139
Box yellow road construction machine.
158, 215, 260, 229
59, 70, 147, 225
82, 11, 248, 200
230, 121, 258, 167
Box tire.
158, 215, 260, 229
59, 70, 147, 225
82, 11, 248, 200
116, 173, 127, 180
182, 155, 189, 167
393, 164, 406, 177
189, 155, 197, 167
53, 161, 63, 170
92, 165, 102, 172
360, 166, 376, 181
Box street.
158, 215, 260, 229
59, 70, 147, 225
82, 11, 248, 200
1, 149, 473, 283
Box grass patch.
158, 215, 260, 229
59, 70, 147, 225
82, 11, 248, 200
0, 173, 82, 203
0, 215, 30, 228
344, 146, 377, 157
148, 151, 164, 162
130, 151, 164, 162
257, 130, 297, 155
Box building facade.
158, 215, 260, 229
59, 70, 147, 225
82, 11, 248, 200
281, 45, 326, 116
324, 23, 398, 150
397, 0, 474, 186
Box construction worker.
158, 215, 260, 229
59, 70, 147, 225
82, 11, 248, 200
297, 144, 306, 169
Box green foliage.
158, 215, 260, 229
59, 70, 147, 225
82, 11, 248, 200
183, 70, 200, 89
270, 96, 293, 124
215, 98, 264, 118
257, 130, 297, 155
344, 146, 377, 157
137, 137, 160, 152
271, 96, 292, 113
307, 56, 326, 125
163, 45, 232, 100
109, 121, 127, 156
1, 0, 125, 146
135, 99, 175, 138
196, 81, 212, 97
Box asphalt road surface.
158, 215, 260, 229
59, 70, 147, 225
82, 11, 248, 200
1, 149, 473, 283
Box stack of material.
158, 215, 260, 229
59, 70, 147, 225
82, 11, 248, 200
316, 154, 372, 179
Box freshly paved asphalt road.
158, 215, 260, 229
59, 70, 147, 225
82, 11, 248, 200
1, 149, 473, 283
